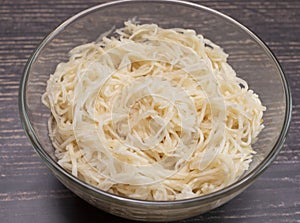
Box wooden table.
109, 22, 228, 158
1, 1, 299, 222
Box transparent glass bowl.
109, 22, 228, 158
19, 0, 292, 221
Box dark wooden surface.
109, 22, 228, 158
0, 0, 299, 222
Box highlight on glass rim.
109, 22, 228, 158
42, 20, 266, 201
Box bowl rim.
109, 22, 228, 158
19, 0, 292, 206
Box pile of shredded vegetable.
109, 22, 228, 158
42, 21, 265, 200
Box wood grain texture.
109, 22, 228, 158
0, 0, 299, 222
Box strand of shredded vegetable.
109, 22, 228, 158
42, 21, 265, 200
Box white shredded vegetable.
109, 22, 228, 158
42, 21, 266, 200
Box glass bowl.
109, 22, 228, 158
19, 0, 292, 221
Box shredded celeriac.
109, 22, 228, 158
42, 21, 266, 200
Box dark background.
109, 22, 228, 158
0, 0, 299, 222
